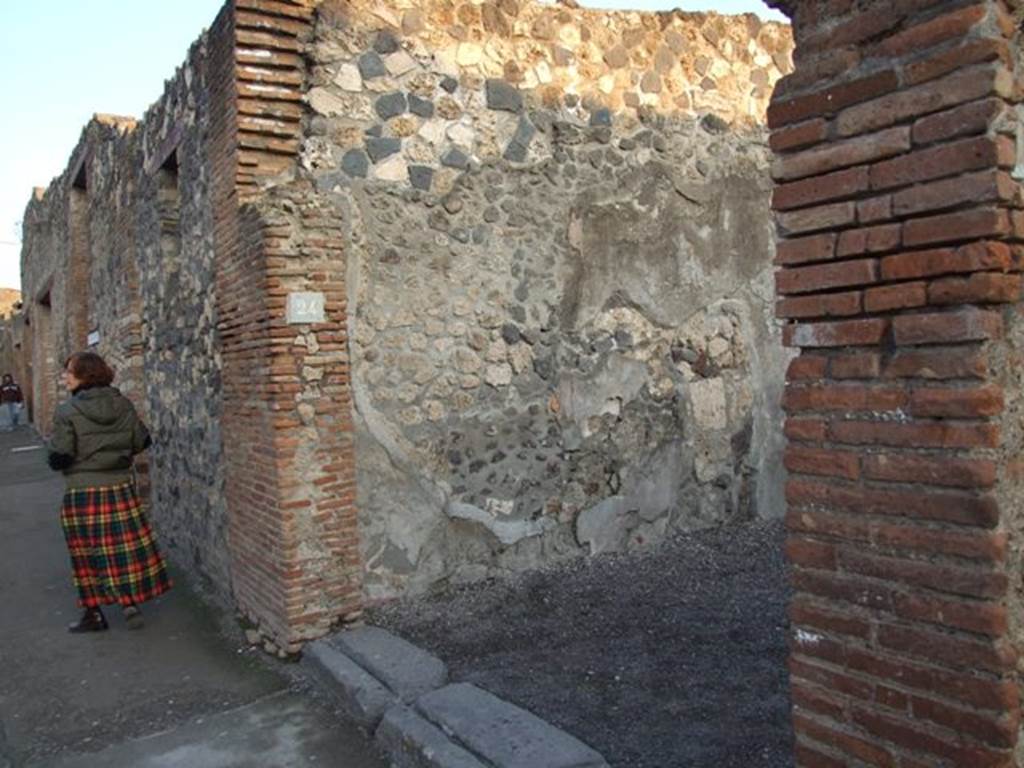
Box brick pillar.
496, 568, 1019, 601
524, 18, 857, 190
209, 0, 358, 651
770, 1, 1023, 765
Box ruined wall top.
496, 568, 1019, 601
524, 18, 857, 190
315, 0, 793, 126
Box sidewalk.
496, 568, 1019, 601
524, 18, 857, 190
0, 426, 384, 768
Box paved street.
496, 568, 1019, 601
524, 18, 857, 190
0, 425, 384, 768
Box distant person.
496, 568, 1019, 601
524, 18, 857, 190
46, 352, 172, 633
1, 373, 23, 431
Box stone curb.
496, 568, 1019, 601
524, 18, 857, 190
303, 639, 394, 729
304, 626, 609, 768
376, 705, 488, 768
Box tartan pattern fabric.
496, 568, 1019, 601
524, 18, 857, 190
60, 481, 172, 608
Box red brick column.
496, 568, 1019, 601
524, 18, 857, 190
210, 0, 360, 651
770, 1, 1023, 765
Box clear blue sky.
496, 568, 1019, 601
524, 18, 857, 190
0, 0, 784, 291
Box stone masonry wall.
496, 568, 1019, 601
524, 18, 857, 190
16, 0, 795, 646
135, 35, 230, 592
305, 0, 792, 192
20, 33, 233, 601
302, 1, 796, 598
769, 0, 1024, 764
0, 291, 22, 389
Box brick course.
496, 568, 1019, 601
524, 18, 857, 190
771, 0, 1022, 763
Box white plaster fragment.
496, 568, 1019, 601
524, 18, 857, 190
447, 502, 554, 545
485, 363, 513, 388
433, 47, 460, 78
795, 629, 822, 646
508, 343, 533, 375
374, 154, 409, 182
447, 122, 476, 149
418, 119, 448, 146
333, 63, 363, 92
306, 87, 348, 116
385, 50, 419, 77
456, 43, 483, 66
690, 377, 728, 430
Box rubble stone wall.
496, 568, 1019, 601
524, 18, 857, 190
301, 1, 796, 598
15, 0, 797, 640
19, 32, 234, 600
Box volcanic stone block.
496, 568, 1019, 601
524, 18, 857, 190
416, 683, 608, 768
485, 79, 523, 113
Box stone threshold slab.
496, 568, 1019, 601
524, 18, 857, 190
304, 626, 609, 768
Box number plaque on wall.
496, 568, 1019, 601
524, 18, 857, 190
286, 292, 326, 324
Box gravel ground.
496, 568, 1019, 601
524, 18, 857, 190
368, 518, 794, 768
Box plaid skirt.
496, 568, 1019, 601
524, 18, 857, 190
60, 481, 172, 608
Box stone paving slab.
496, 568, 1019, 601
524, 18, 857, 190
332, 625, 448, 703
308, 627, 610, 768
34, 692, 382, 768
303, 639, 395, 728
415, 683, 609, 768
375, 705, 488, 768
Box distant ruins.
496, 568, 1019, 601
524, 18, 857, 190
0, 288, 22, 376
15, 0, 1024, 764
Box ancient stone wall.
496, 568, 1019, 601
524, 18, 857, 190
300, 1, 795, 598
19, 33, 234, 601
136, 36, 231, 591
15, 0, 796, 645
0, 291, 22, 387
0, 321, 14, 386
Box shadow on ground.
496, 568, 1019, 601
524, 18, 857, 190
0, 426, 384, 768
369, 519, 794, 768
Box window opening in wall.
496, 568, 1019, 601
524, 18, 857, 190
69, 160, 90, 349
153, 150, 182, 355
157, 150, 181, 261
35, 289, 56, 432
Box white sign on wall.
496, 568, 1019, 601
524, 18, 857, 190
286, 292, 326, 324
87, 329, 100, 347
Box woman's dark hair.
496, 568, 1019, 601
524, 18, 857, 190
65, 352, 115, 387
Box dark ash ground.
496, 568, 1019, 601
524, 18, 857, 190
368, 518, 794, 768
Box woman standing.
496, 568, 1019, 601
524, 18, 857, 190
46, 351, 172, 632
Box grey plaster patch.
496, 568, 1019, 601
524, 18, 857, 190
485, 79, 522, 113
557, 355, 648, 434
446, 502, 555, 546
330, 627, 447, 704
315, 171, 348, 191
375, 706, 488, 768
303, 640, 395, 728
366, 137, 402, 163
575, 496, 633, 555
416, 684, 608, 768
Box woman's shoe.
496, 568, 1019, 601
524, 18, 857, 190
68, 608, 108, 633
123, 604, 144, 630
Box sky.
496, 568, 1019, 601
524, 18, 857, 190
0, 0, 785, 292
